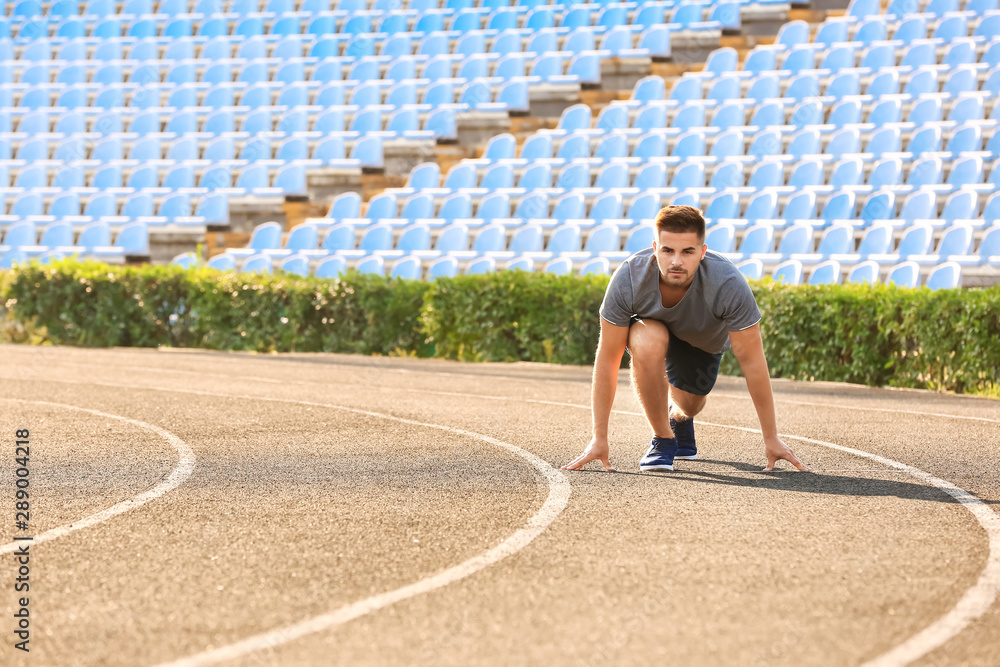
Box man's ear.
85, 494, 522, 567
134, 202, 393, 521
701, 243, 708, 259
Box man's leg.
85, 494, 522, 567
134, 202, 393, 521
665, 338, 723, 460
668, 384, 708, 423
627, 319, 673, 439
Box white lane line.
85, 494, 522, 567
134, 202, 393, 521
555, 401, 1000, 667
0, 399, 195, 555
709, 391, 1000, 425
9, 376, 999, 665
3, 378, 571, 667
25, 360, 1000, 426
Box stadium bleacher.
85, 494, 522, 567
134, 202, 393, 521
1, 0, 999, 287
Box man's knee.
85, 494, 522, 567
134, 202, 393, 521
670, 386, 708, 418
627, 320, 669, 365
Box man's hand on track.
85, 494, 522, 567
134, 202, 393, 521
764, 436, 811, 472
562, 435, 615, 471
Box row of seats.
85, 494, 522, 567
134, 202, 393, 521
2, 77, 535, 113
167, 247, 969, 290
215, 219, 1000, 269
173, 249, 615, 279
0, 132, 385, 166
4, 32, 662, 70
476, 126, 999, 165
0, 190, 226, 220
6, 124, 994, 169
3, 23, 664, 63
7, 0, 744, 15
348, 154, 1000, 195
4, 1, 737, 39
858, 0, 993, 20
653, 68, 1000, 105
3, 52, 589, 87
332, 179, 1000, 226
0, 74, 524, 110
0, 161, 307, 191
0, 219, 148, 261
769, 12, 999, 49
453, 125, 1000, 166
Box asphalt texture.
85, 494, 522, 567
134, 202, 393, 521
0, 344, 998, 666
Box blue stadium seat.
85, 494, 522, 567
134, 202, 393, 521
505, 257, 535, 272
508, 224, 544, 254
580, 257, 611, 276
737, 259, 764, 281
2, 222, 36, 249
831, 159, 863, 189
947, 157, 983, 188
624, 226, 655, 255
519, 164, 552, 190
706, 192, 739, 219
705, 223, 736, 253
925, 262, 961, 289
321, 224, 355, 253
783, 192, 817, 221
886, 261, 919, 287
206, 253, 237, 272
941, 190, 978, 222
427, 256, 459, 281
628, 193, 660, 225
391, 255, 422, 280
543, 256, 573, 275
482, 164, 514, 191
897, 223, 934, 258
552, 193, 585, 221
846, 260, 880, 284
772, 260, 803, 284
241, 255, 273, 275
739, 224, 775, 255
808, 260, 842, 285
711, 162, 744, 190
357, 225, 393, 254
472, 224, 506, 255
869, 99, 902, 126
596, 164, 629, 190
466, 256, 497, 275
635, 163, 667, 190
745, 191, 778, 221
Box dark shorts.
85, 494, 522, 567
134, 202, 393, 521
627, 326, 723, 397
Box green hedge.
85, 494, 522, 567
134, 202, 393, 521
2, 260, 998, 396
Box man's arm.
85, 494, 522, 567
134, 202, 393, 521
562, 317, 629, 471
729, 323, 811, 472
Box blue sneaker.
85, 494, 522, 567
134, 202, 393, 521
639, 436, 678, 472
671, 417, 697, 460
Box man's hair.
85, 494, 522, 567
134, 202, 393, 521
654, 205, 706, 242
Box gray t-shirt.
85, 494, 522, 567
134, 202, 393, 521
599, 248, 761, 354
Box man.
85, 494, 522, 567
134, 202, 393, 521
562, 205, 810, 473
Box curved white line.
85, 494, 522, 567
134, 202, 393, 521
9, 377, 998, 665
3, 379, 570, 667
0, 399, 195, 555
160, 415, 569, 667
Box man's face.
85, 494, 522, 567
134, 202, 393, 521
654, 230, 707, 288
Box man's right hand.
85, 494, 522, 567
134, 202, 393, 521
561, 435, 615, 471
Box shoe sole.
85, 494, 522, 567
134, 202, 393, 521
674, 453, 698, 460
639, 464, 674, 472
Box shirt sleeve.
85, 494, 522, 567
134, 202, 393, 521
599, 260, 635, 327
714, 274, 762, 332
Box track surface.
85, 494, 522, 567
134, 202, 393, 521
1, 344, 998, 666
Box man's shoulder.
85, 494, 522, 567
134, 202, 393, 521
612, 246, 655, 279
699, 250, 744, 283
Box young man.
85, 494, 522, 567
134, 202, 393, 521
562, 205, 810, 473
